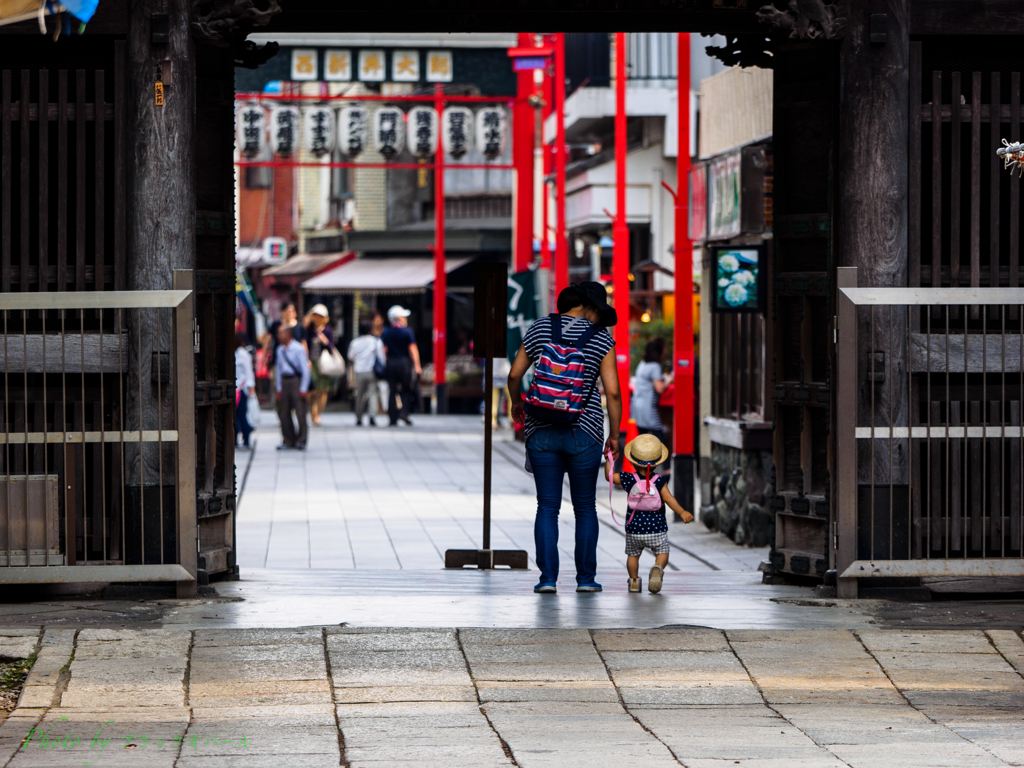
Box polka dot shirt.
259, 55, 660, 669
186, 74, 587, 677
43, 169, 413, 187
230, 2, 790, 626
620, 472, 669, 535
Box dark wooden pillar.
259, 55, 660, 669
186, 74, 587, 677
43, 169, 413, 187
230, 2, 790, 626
125, 0, 195, 562
127, 0, 196, 291
837, 0, 909, 595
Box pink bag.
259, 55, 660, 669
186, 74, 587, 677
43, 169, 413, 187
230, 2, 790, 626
627, 475, 664, 511
605, 450, 662, 527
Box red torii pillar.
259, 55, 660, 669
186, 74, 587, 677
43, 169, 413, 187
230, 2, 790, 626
672, 33, 696, 510
513, 32, 536, 272
613, 32, 631, 434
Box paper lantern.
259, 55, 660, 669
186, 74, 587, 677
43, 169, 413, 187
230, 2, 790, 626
269, 106, 300, 157
373, 107, 406, 159
442, 106, 473, 160
407, 106, 438, 158
303, 107, 336, 157
338, 106, 369, 158
236, 105, 267, 158
476, 106, 508, 159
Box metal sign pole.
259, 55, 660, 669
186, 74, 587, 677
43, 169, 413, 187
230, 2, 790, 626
445, 263, 528, 570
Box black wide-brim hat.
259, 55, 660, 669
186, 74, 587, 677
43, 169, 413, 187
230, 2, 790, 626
576, 281, 618, 327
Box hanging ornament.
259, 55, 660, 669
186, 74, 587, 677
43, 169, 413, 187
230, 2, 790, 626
338, 106, 369, 158
303, 106, 336, 157
269, 106, 300, 157
442, 106, 473, 160
373, 107, 406, 159
236, 104, 267, 158
476, 106, 508, 159
407, 106, 439, 158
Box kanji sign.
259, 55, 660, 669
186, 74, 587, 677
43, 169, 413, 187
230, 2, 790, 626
407, 106, 438, 158
442, 106, 473, 159
270, 106, 300, 157
392, 50, 420, 82
290, 49, 318, 81
426, 50, 453, 82
236, 105, 266, 158
373, 107, 405, 158
303, 107, 336, 157
324, 50, 352, 82
359, 50, 386, 82
338, 106, 369, 158
475, 107, 507, 159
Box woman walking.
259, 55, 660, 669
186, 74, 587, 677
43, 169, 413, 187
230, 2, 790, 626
306, 304, 337, 427
632, 337, 673, 472
235, 332, 256, 449
508, 282, 622, 594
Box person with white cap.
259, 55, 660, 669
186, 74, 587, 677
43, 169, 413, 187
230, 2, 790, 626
305, 303, 337, 427
381, 304, 420, 426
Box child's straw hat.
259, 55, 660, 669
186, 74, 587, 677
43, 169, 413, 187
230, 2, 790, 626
624, 433, 669, 466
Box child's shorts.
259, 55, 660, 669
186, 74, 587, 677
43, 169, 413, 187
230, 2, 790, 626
625, 531, 669, 557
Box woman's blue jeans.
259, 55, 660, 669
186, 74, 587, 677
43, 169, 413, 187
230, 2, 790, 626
525, 426, 603, 586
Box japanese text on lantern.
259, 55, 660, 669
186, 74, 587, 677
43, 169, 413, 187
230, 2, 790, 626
241, 108, 263, 156
378, 111, 399, 157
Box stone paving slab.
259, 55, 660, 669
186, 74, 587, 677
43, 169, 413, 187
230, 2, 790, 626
1, 626, 1022, 767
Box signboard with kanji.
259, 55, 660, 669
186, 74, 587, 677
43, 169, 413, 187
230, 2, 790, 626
359, 50, 386, 82
290, 49, 318, 81
324, 50, 352, 82
426, 50, 453, 83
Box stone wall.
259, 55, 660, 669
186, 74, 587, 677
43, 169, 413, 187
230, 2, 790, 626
699, 443, 774, 548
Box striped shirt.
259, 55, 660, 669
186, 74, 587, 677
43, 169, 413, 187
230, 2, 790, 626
523, 314, 615, 447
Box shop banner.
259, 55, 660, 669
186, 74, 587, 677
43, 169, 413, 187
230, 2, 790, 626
507, 269, 540, 365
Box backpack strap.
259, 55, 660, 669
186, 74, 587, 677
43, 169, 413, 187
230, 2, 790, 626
548, 313, 563, 345
573, 323, 604, 351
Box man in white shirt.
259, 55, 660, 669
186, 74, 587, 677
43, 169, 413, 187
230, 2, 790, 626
347, 321, 383, 427
275, 325, 310, 450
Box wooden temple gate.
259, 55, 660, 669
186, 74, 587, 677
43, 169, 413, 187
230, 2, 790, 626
0, 0, 1022, 596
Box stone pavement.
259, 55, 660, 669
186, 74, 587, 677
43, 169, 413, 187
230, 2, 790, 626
236, 412, 765, 574
0, 626, 1022, 767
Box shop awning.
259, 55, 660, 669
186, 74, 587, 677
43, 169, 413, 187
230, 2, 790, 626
302, 256, 472, 295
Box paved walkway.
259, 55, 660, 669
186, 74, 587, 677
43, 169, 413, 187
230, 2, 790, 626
2, 626, 1022, 767
236, 412, 766, 575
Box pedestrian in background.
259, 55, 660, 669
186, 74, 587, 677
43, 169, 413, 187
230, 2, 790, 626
508, 282, 622, 594
235, 332, 256, 450
275, 324, 310, 450
632, 337, 672, 473
262, 301, 307, 383
382, 305, 421, 427
348, 320, 384, 427
306, 304, 338, 427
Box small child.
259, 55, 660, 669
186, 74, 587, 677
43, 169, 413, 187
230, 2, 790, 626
606, 434, 693, 593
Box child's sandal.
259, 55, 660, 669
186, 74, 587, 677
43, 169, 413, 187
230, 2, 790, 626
628, 578, 642, 593
648, 565, 664, 594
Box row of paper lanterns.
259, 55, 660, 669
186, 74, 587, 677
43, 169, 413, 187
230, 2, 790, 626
236, 104, 508, 161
